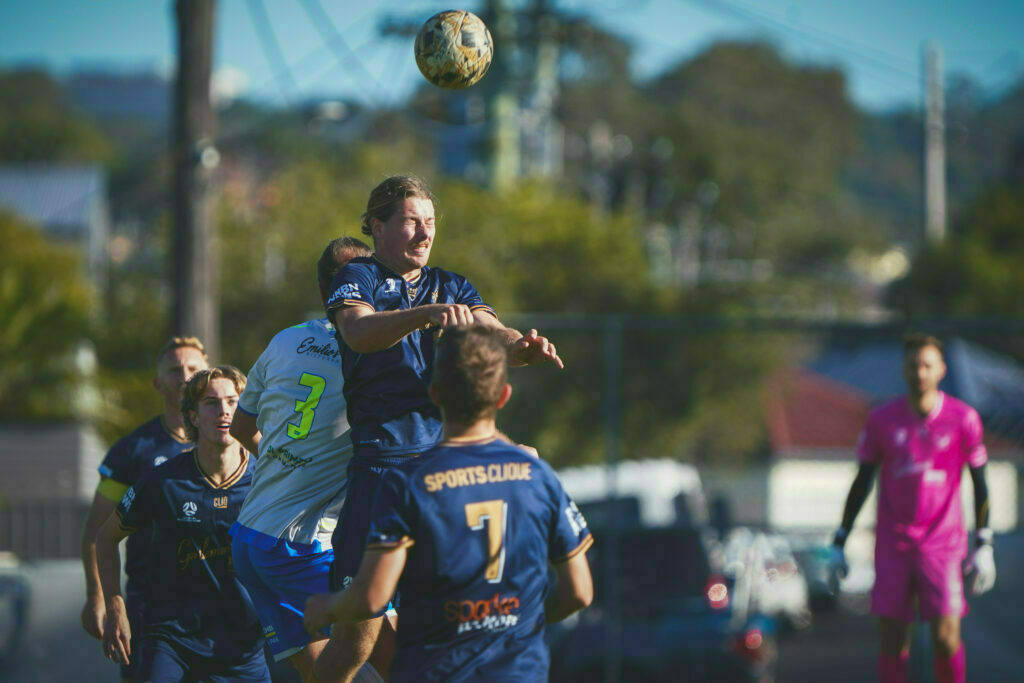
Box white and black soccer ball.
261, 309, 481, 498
414, 10, 494, 89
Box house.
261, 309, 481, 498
0, 164, 111, 287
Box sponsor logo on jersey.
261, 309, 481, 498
296, 336, 340, 360
213, 496, 228, 509
121, 487, 136, 513
445, 592, 521, 633
564, 500, 589, 537
326, 283, 360, 305
176, 536, 231, 569
424, 462, 533, 492
266, 445, 314, 470
153, 455, 168, 467
178, 500, 201, 522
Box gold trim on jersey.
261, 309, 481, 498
194, 451, 249, 490
343, 299, 375, 311
367, 536, 415, 553
551, 534, 594, 565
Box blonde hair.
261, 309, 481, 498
157, 336, 208, 366
180, 365, 246, 442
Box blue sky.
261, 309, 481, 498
1, 0, 1021, 111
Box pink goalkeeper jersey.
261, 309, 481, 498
858, 392, 987, 554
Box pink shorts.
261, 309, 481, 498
871, 544, 968, 622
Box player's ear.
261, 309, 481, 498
370, 217, 385, 240
496, 383, 512, 410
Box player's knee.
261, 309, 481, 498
932, 621, 961, 657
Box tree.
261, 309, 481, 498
0, 211, 94, 420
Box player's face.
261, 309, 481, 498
155, 347, 209, 404
154, 350, 208, 403
372, 197, 435, 276
191, 377, 240, 448
903, 344, 946, 397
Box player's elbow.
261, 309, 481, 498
567, 577, 594, 612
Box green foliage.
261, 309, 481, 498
0, 69, 113, 163
889, 181, 1024, 317
0, 211, 93, 420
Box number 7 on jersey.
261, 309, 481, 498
465, 500, 508, 583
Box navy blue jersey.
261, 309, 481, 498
116, 450, 264, 662
366, 439, 593, 682
325, 256, 495, 456
99, 416, 193, 584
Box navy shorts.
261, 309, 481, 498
232, 539, 334, 661
139, 636, 270, 682
329, 453, 416, 608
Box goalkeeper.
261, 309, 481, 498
828, 334, 995, 683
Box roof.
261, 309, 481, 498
0, 165, 107, 236
810, 337, 1024, 444
765, 368, 872, 453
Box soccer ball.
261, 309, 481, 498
414, 10, 493, 89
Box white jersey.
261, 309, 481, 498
234, 318, 352, 550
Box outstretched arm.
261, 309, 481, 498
836, 463, 877, 545
333, 303, 476, 353
475, 312, 564, 369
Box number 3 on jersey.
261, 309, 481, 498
287, 372, 325, 440
465, 500, 508, 583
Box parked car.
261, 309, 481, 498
0, 552, 30, 666
548, 520, 778, 683
722, 529, 812, 632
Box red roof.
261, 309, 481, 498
765, 368, 872, 452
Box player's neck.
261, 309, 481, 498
161, 411, 190, 443
195, 441, 245, 486
441, 418, 498, 445
373, 253, 421, 282
908, 389, 940, 417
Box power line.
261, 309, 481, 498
244, 0, 299, 105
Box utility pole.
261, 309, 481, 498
173, 0, 219, 358
923, 42, 946, 245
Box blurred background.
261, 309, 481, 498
0, 0, 1022, 681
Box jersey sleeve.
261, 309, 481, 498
98, 434, 140, 486
856, 413, 882, 465
454, 273, 494, 317
114, 471, 157, 534
365, 469, 416, 552
238, 348, 268, 416
963, 407, 988, 468
548, 478, 594, 565
325, 261, 376, 315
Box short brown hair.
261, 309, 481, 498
157, 336, 208, 366
180, 365, 247, 442
903, 332, 944, 357
432, 326, 508, 424
360, 175, 436, 237
317, 236, 372, 300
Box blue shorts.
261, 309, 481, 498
329, 453, 414, 609
140, 636, 270, 682
231, 538, 334, 661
